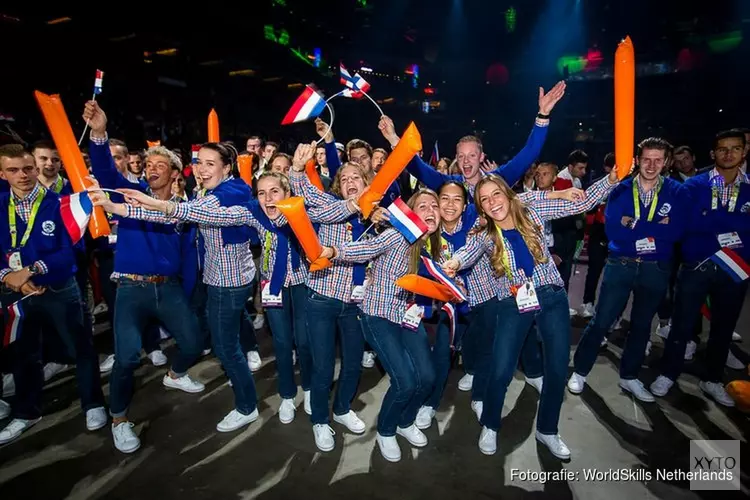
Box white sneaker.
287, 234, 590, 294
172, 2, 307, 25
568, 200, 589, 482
86, 407, 108, 431
478, 426, 497, 455
536, 431, 571, 460
0, 417, 40, 445
376, 433, 401, 462
252, 314, 265, 330
147, 350, 168, 367
415, 406, 436, 430
201, 348, 212, 356
458, 373, 474, 392
650, 375, 674, 397
313, 424, 335, 452
304, 390, 312, 416
579, 303, 595, 318
656, 323, 671, 339
279, 398, 296, 424
43, 362, 70, 381
619, 379, 655, 402
247, 351, 262, 372
569, 308, 577, 317
0, 400, 9, 420
525, 376, 543, 393
99, 354, 115, 373
699, 381, 735, 407
333, 410, 366, 434
684, 341, 697, 361
162, 374, 205, 394
216, 408, 258, 432
396, 424, 428, 447
732, 331, 741, 342
471, 400, 483, 422
111, 421, 140, 453
158, 327, 170, 340
726, 350, 745, 370
3, 374, 15, 397
567, 373, 586, 395
361, 351, 376, 368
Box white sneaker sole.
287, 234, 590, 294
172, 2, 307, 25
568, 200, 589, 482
377, 441, 401, 463
87, 419, 108, 431
396, 428, 427, 448
415, 420, 432, 430
479, 444, 496, 456
217, 413, 258, 433
162, 376, 204, 394
536, 437, 570, 460
619, 383, 655, 403
700, 387, 735, 408
314, 436, 335, 452
333, 414, 366, 434
115, 440, 141, 454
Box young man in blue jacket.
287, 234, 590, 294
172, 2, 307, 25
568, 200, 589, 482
567, 138, 685, 402
83, 101, 205, 454
0, 145, 106, 444
651, 130, 750, 406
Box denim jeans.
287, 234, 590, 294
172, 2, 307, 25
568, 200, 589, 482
265, 284, 311, 399
481, 285, 570, 435
553, 230, 578, 290
240, 279, 259, 353
660, 261, 748, 383
96, 249, 116, 325
519, 325, 544, 379
466, 297, 499, 403
190, 280, 212, 351
425, 308, 466, 410
110, 279, 203, 417
574, 258, 671, 379
5, 278, 105, 419
582, 223, 608, 304
306, 290, 364, 425
207, 284, 258, 415
360, 314, 436, 436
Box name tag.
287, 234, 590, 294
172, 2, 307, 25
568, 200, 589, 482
261, 280, 283, 307
635, 237, 657, 255
515, 281, 541, 313
108, 235, 118, 245
401, 303, 424, 331
350, 279, 369, 303
7, 251, 22, 271
718, 232, 743, 249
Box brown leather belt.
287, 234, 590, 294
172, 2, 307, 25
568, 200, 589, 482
118, 274, 170, 284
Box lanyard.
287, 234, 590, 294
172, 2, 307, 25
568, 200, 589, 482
262, 231, 272, 274
711, 183, 740, 212
495, 225, 512, 276
52, 176, 64, 194
9, 188, 45, 248
632, 176, 662, 222
426, 235, 451, 260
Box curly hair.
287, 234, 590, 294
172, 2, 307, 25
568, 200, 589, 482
330, 162, 373, 198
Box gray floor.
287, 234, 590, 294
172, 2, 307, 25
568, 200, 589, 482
0, 263, 748, 500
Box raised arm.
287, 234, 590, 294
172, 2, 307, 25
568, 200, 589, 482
452, 233, 493, 271
290, 147, 338, 207
309, 199, 358, 224
529, 174, 617, 222
329, 228, 403, 263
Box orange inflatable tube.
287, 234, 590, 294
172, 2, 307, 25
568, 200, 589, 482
305, 159, 324, 192
237, 154, 253, 186
726, 380, 750, 413
396, 274, 454, 302
274, 196, 331, 271
614, 36, 635, 180
146, 140, 161, 148
359, 122, 422, 217
34, 91, 110, 239
208, 109, 220, 142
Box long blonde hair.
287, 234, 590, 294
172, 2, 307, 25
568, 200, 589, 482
474, 174, 547, 277
406, 189, 442, 274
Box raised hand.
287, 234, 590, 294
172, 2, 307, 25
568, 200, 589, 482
481, 160, 498, 173
314, 118, 333, 143
378, 116, 399, 148
83, 100, 107, 137
292, 142, 317, 172
117, 188, 166, 212
553, 187, 585, 202
370, 206, 390, 225
538, 81, 567, 115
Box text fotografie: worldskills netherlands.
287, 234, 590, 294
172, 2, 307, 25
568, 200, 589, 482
510, 468, 735, 483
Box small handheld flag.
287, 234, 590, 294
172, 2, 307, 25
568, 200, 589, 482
60, 192, 94, 244
709, 248, 750, 283
429, 140, 439, 166
340, 64, 371, 94
191, 145, 200, 164
281, 85, 327, 125
3, 301, 23, 347
441, 302, 456, 349
421, 256, 468, 302
93, 69, 104, 95
387, 197, 428, 244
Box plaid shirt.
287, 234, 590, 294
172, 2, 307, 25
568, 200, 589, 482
709, 167, 749, 206
290, 170, 372, 303
634, 175, 659, 208
454, 175, 616, 300
0, 183, 49, 281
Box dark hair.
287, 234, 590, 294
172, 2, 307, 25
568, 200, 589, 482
715, 130, 747, 149
637, 137, 673, 160
731, 127, 750, 136
109, 139, 129, 155
201, 142, 240, 177
346, 139, 373, 159
674, 145, 694, 157
247, 135, 264, 146
30, 140, 56, 154
567, 149, 589, 166
0, 144, 30, 160
268, 152, 292, 171
438, 181, 468, 204
603, 152, 615, 169
265, 141, 279, 151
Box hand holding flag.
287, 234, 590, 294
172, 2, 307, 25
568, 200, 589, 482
421, 256, 468, 302
79, 69, 104, 145
386, 197, 428, 244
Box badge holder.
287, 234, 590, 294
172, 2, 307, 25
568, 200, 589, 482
261, 280, 283, 308
401, 303, 424, 331
515, 282, 541, 314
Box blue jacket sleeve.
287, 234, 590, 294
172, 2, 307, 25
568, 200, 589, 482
491, 124, 548, 188
38, 206, 76, 280
406, 154, 459, 192
604, 184, 638, 242
324, 141, 342, 180
89, 138, 147, 191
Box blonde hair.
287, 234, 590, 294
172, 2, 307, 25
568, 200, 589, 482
406, 189, 442, 274
257, 171, 291, 194
330, 162, 373, 198
474, 174, 548, 277
146, 145, 182, 171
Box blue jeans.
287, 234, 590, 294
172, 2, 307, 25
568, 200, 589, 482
660, 261, 748, 383
520, 325, 544, 379
481, 285, 570, 435
207, 284, 258, 415
306, 290, 364, 425
190, 280, 211, 351
5, 278, 105, 419
265, 284, 311, 399
466, 298, 499, 403
110, 279, 203, 417
574, 258, 671, 379
360, 314, 436, 436
240, 279, 259, 353
426, 308, 466, 410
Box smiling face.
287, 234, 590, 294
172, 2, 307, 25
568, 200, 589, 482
477, 180, 511, 223
637, 148, 667, 182
256, 175, 289, 220
270, 155, 291, 177
338, 164, 366, 199
32, 147, 61, 179
197, 148, 230, 190
144, 154, 177, 191
456, 140, 485, 182
438, 184, 465, 226
410, 192, 441, 235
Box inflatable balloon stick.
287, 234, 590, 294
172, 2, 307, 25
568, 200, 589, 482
237, 154, 254, 186
726, 380, 750, 413
305, 159, 324, 192
358, 121, 422, 217
274, 197, 331, 271
34, 91, 111, 239
614, 36, 635, 180
396, 274, 454, 302
146, 140, 161, 148
208, 109, 220, 142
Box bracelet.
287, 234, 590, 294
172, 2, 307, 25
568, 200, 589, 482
536, 113, 550, 119
164, 201, 176, 216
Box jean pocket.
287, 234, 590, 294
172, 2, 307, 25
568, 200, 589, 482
47, 279, 77, 294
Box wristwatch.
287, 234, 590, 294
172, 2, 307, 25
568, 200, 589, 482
27, 263, 41, 276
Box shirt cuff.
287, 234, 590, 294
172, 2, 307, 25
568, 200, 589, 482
534, 118, 550, 128
125, 205, 141, 218
172, 202, 189, 220
90, 132, 109, 145
0, 268, 12, 282
34, 261, 49, 275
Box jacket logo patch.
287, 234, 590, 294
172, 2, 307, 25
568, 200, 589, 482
41, 220, 56, 236
741, 202, 750, 213
657, 203, 671, 217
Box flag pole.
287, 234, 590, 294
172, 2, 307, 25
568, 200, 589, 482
78, 91, 98, 146
361, 91, 384, 117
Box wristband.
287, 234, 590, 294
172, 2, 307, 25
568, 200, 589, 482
536, 113, 550, 119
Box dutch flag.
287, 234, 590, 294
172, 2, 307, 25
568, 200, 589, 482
192, 144, 200, 165
340, 64, 371, 95
421, 256, 468, 302
3, 301, 23, 347
60, 192, 94, 244
441, 302, 456, 349
710, 248, 750, 283
281, 85, 327, 125
93, 69, 104, 95
387, 197, 428, 244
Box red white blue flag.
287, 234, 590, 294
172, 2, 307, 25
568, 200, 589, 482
441, 302, 456, 348
340, 64, 371, 98
281, 85, 327, 125
3, 301, 23, 347
93, 69, 104, 95
60, 192, 94, 244
421, 256, 468, 302
710, 248, 750, 283
191, 145, 200, 165
387, 197, 428, 244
